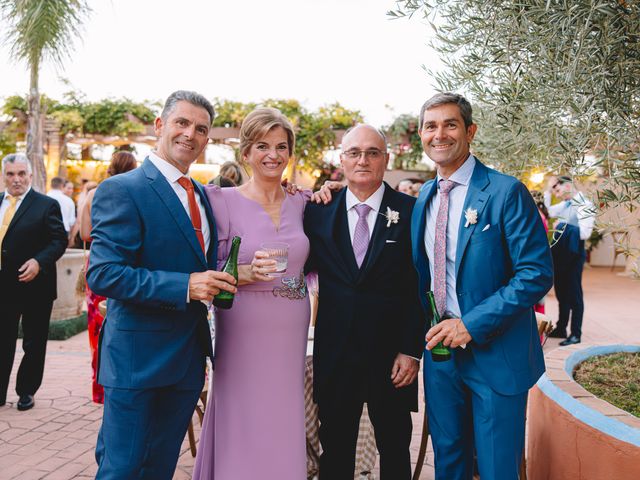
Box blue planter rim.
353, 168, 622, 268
537, 344, 640, 447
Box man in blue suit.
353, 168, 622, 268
87, 91, 236, 479
411, 93, 553, 479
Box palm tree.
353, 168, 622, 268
0, 0, 90, 191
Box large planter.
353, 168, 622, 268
51, 248, 85, 321
527, 344, 640, 480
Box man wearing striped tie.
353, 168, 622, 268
411, 93, 553, 479
0, 153, 67, 411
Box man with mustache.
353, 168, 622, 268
0, 154, 67, 411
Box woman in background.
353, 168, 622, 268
210, 160, 244, 187
78, 151, 137, 403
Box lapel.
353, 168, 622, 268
411, 179, 437, 274
454, 159, 491, 277
142, 159, 208, 267
358, 182, 396, 280
193, 180, 217, 269
5, 189, 36, 234
329, 189, 360, 281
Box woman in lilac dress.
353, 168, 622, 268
193, 108, 310, 479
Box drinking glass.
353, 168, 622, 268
260, 242, 289, 277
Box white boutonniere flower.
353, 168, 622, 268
464, 208, 478, 228
381, 207, 400, 227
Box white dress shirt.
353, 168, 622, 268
424, 154, 476, 318
547, 191, 595, 240
47, 188, 76, 233
0, 187, 30, 222
345, 183, 385, 244
148, 152, 211, 253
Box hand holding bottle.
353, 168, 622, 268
426, 318, 472, 351
189, 270, 237, 303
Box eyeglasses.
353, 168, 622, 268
342, 149, 385, 160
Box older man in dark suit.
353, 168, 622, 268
0, 153, 67, 411
304, 125, 425, 480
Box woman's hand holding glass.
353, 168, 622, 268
238, 250, 277, 284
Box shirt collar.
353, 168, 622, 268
345, 182, 385, 212
3, 186, 31, 202
437, 154, 476, 187
148, 151, 190, 184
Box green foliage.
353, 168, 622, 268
18, 312, 87, 341
383, 113, 423, 169
212, 98, 363, 172
0, 0, 91, 70
1, 0, 91, 191
1, 94, 28, 115
212, 99, 256, 128
80, 98, 156, 136
391, 0, 640, 269
0, 129, 17, 158
317, 103, 363, 129
1, 94, 158, 137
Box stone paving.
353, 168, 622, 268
1, 266, 638, 479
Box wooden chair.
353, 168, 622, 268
186, 381, 209, 457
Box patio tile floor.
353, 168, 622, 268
1, 266, 638, 479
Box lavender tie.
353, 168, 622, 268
434, 179, 457, 316
353, 204, 372, 267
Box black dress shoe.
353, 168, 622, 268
548, 329, 567, 339
559, 335, 581, 346
17, 394, 34, 411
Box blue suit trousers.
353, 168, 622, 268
96, 384, 201, 480
424, 347, 527, 480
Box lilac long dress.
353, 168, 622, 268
193, 186, 310, 480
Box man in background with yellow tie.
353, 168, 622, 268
0, 153, 67, 411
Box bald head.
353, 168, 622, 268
342, 124, 387, 149
340, 124, 390, 200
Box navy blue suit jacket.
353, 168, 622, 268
87, 159, 217, 389
411, 159, 553, 395
305, 183, 425, 409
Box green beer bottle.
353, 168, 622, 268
426, 290, 451, 362
213, 236, 241, 309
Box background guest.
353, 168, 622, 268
410, 180, 424, 197
0, 154, 67, 411
546, 175, 595, 346
47, 176, 76, 241
211, 160, 244, 187
63, 180, 75, 198
396, 178, 414, 195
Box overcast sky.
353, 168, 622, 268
0, 0, 442, 128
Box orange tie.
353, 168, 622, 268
177, 177, 206, 254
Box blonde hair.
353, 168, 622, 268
239, 107, 295, 160
219, 161, 243, 185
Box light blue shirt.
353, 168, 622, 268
424, 154, 476, 318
